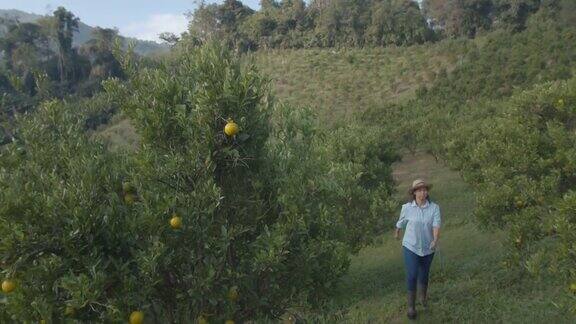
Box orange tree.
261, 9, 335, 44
0, 42, 398, 322
0, 99, 135, 323
442, 78, 576, 300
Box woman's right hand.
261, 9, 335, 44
394, 228, 401, 240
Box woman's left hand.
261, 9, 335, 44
429, 240, 437, 250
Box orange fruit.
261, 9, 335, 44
1, 280, 16, 293
224, 121, 239, 136
197, 315, 208, 324
129, 311, 144, 324
225, 320, 235, 324
570, 282, 576, 293
170, 216, 182, 229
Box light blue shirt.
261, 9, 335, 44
396, 200, 441, 256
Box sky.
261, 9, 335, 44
0, 0, 261, 42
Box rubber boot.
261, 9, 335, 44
418, 283, 428, 309
407, 290, 417, 320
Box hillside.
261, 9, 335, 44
0, 9, 168, 56
247, 40, 472, 123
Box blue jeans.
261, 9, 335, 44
403, 246, 435, 291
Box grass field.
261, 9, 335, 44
289, 151, 576, 323
93, 117, 139, 151
247, 40, 472, 123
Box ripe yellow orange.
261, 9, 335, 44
227, 286, 239, 302
224, 120, 239, 136
515, 237, 522, 245
225, 320, 235, 324
1, 280, 16, 293
197, 315, 208, 324
170, 216, 182, 229
129, 311, 144, 324
570, 282, 576, 293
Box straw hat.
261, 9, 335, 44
408, 179, 432, 194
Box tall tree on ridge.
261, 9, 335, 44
80, 27, 124, 81
423, 0, 493, 37
52, 7, 80, 83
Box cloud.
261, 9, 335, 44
121, 13, 188, 42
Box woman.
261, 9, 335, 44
394, 179, 441, 320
